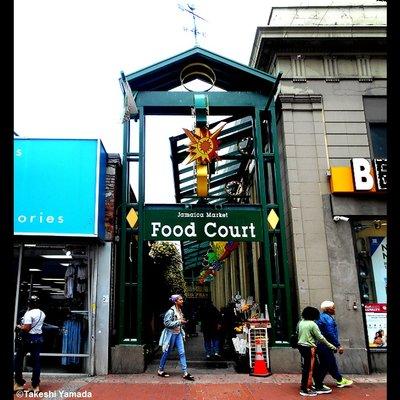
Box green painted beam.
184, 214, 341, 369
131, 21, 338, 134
135, 92, 268, 114
269, 103, 294, 338
253, 110, 274, 343
136, 107, 146, 344
118, 120, 130, 344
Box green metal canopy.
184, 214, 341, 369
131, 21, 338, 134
123, 47, 279, 276
124, 46, 277, 93
117, 45, 293, 346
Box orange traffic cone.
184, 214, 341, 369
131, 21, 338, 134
250, 338, 272, 377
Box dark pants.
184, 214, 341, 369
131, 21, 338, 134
14, 334, 43, 387
316, 345, 342, 382
298, 345, 322, 391
203, 333, 220, 356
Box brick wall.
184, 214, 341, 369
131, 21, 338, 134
104, 154, 121, 241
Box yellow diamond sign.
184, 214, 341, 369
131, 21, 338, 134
126, 208, 138, 229
267, 209, 279, 230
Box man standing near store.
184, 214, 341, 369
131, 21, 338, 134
14, 295, 46, 394
315, 300, 353, 389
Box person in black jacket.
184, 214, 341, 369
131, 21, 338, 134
199, 300, 222, 359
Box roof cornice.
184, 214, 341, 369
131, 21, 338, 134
250, 26, 386, 68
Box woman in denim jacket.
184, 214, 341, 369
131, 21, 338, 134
157, 294, 195, 381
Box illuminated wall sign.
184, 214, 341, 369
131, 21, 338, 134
373, 159, 387, 191
143, 205, 263, 241
329, 158, 387, 194
14, 138, 107, 238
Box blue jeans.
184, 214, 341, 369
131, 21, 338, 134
14, 334, 43, 387
316, 345, 342, 382
159, 333, 187, 373
204, 335, 220, 356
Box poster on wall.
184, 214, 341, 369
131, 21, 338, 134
365, 303, 387, 348
369, 236, 387, 303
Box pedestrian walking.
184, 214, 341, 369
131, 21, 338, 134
316, 300, 353, 388
199, 299, 222, 359
157, 294, 195, 381
297, 306, 337, 396
14, 295, 46, 394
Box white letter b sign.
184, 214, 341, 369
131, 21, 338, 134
351, 158, 374, 191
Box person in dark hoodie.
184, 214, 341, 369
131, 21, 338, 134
199, 299, 222, 359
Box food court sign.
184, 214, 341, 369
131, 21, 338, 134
143, 205, 263, 241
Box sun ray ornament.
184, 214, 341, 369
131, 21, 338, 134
182, 123, 226, 164
182, 93, 226, 197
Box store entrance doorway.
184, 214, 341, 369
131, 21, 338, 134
13, 243, 92, 374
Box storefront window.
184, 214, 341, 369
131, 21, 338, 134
15, 244, 90, 372
353, 219, 387, 349
368, 123, 387, 159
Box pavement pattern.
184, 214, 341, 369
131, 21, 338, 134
14, 331, 387, 399
16, 370, 387, 400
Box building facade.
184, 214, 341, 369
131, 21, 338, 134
250, 4, 387, 373
13, 138, 121, 376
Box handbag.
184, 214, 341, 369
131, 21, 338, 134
14, 328, 26, 345
14, 327, 31, 350
289, 321, 300, 349
289, 332, 298, 348
15, 310, 44, 345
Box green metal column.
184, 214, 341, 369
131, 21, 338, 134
269, 103, 293, 336
136, 107, 145, 344
253, 108, 275, 342
118, 119, 130, 343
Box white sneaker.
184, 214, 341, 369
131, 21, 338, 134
314, 386, 332, 394
13, 383, 24, 392
299, 389, 317, 396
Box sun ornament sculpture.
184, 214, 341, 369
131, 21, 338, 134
182, 124, 226, 165
180, 89, 226, 197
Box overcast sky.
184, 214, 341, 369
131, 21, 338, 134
14, 0, 382, 202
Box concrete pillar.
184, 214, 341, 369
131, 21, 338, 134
94, 243, 112, 375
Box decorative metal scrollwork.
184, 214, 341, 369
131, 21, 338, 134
225, 180, 243, 196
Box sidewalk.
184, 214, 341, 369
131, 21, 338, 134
18, 370, 387, 399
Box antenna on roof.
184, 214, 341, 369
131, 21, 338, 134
178, 2, 207, 46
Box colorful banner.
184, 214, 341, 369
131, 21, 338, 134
198, 241, 240, 284
369, 236, 387, 303
365, 303, 387, 348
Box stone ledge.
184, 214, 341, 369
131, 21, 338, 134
110, 345, 145, 374
270, 347, 379, 374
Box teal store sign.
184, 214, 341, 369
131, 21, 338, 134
143, 205, 263, 241
14, 138, 107, 238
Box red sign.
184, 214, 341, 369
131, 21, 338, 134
365, 303, 387, 313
